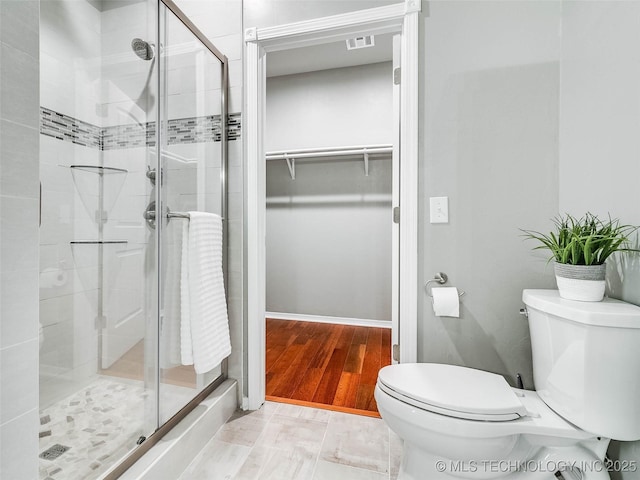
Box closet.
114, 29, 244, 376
264, 37, 395, 415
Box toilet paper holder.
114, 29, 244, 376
425, 272, 465, 297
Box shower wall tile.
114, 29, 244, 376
40, 164, 75, 197
0, 120, 39, 199
0, 269, 39, 348
40, 320, 74, 368
0, 408, 39, 480
40, 51, 76, 119
228, 165, 243, 193
100, 0, 149, 34
0, 339, 39, 424
0, 0, 39, 56
229, 59, 243, 87
102, 145, 150, 174
40, 0, 101, 125
0, 43, 39, 128
227, 228, 243, 274
40, 0, 101, 50
227, 192, 243, 220
167, 92, 215, 122
206, 33, 243, 61
1, 1, 43, 478
229, 86, 243, 114
0, 195, 39, 273
39, 296, 74, 330
176, 1, 242, 39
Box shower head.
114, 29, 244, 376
131, 38, 155, 61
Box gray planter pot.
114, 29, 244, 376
554, 262, 606, 302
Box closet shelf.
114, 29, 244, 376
265, 144, 392, 179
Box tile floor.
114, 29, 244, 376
179, 401, 403, 480
39, 377, 146, 480
39, 376, 198, 480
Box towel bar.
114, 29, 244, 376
168, 211, 190, 219
144, 203, 224, 229
167, 211, 225, 221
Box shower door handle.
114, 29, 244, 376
144, 200, 158, 229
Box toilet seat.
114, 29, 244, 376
378, 363, 527, 422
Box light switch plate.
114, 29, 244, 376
430, 196, 449, 223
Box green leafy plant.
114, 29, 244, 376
521, 213, 639, 265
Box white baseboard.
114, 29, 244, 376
265, 312, 392, 329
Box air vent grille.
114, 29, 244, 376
346, 35, 375, 50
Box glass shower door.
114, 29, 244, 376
38, 1, 158, 478
157, 3, 227, 425
39, 1, 229, 477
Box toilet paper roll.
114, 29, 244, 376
40, 268, 68, 288
432, 287, 460, 317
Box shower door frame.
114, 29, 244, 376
103, 0, 229, 477
244, 0, 421, 410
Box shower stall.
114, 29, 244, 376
38, 1, 229, 478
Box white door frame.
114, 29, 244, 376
244, 0, 420, 410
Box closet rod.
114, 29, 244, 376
265, 144, 393, 179
265, 144, 392, 160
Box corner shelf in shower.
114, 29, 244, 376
69, 165, 128, 174
68, 165, 129, 223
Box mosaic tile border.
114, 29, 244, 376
101, 122, 154, 150
40, 107, 241, 150
228, 113, 241, 141
40, 108, 103, 149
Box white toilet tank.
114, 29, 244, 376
523, 289, 640, 441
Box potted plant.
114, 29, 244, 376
521, 213, 639, 301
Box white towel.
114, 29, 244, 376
160, 222, 183, 369
180, 212, 231, 373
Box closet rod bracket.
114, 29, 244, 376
285, 156, 295, 180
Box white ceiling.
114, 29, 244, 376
266, 33, 394, 78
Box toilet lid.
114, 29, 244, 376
377, 364, 527, 421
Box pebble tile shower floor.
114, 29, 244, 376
39, 377, 146, 479
179, 401, 403, 480
38, 376, 194, 480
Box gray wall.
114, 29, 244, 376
418, 1, 561, 389
0, 1, 40, 478
266, 64, 393, 320
558, 2, 640, 476
266, 63, 393, 151
245, 0, 640, 466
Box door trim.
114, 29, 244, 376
244, 0, 420, 410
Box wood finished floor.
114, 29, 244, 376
100, 340, 196, 388
265, 319, 392, 416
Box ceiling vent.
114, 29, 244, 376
346, 35, 375, 50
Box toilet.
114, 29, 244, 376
375, 289, 640, 480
